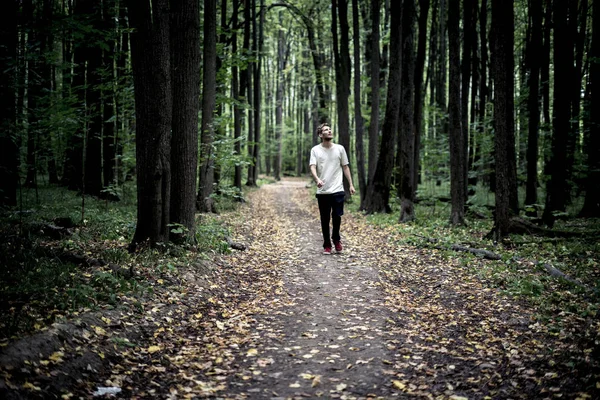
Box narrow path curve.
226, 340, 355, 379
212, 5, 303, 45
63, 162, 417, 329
223, 178, 397, 399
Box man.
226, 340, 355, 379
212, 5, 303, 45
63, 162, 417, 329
309, 123, 356, 255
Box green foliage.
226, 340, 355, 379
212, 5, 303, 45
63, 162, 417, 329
195, 216, 231, 255
0, 180, 249, 340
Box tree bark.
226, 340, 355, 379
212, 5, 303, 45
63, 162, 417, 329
398, 0, 416, 222
525, 0, 543, 209
365, 0, 381, 209
232, 0, 243, 192
170, 0, 200, 239
543, 0, 575, 227
490, 0, 518, 240
332, 0, 352, 199
274, 12, 286, 181
198, 0, 218, 213
580, 0, 600, 217
352, 0, 366, 203
448, 0, 465, 225
127, 0, 172, 247
0, 0, 19, 207
364, 0, 402, 214
413, 0, 429, 199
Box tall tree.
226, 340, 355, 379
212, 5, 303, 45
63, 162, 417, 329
413, 0, 430, 198
397, 0, 416, 222
102, 0, 118, 191
364, 0, 402, 214
232, 0, 243, 191
525, 0, 543, 210
198, 0, 218, 213
170, 0, 200, 240
0, 0, 19, 207
332, 0, 352, 198
366, 0, 381, 197
352, 0, 366, 203
580, 0, 600, 217
274, 12, 287, 181
448, 0, 466, 225
83, 0, 104, 197
127, 0, 172, 246
543, 0, 576, 227
490, 0, 518, 239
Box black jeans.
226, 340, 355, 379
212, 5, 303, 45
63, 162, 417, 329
316, 192, 345, 248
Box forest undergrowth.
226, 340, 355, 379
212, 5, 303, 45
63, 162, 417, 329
0, 178, 598, 399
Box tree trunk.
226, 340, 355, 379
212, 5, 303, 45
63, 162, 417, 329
580, 0, 600, 217
352, 0, 366, 203
0, 0, 19, 207
274, 12, 286, 181
332, 0, 352, 199
398, 0, 416, 222
364, 0, 402, 214
198, 0, 218, 213
365, 0, 381, 209
251, 0, 264, 185
102, 0, 117, 191
490, 0, 517, 240
232, 0, 243, 192
170, 0, 200, 240
246, 0, 259, 187
128, 0, 172, 247
413, 0, 429, 199
525, 0, 543, 209
448, 0, 465, 225
84, 4, 104, 197
543, 0, 575, 227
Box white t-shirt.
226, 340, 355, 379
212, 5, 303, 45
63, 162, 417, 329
309, 143, 349, 195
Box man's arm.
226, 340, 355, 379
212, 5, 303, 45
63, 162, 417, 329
310, 164, 325, 188
342, 164, 356, 195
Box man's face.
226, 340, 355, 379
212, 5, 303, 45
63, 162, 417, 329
320, 126, 333, 141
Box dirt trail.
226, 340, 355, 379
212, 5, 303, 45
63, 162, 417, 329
222, 179, 397, 398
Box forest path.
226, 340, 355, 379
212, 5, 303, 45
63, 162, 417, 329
221, 178, 397, 398
199, 178, 592, 399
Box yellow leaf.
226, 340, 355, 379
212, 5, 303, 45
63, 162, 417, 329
101, 317, 111, 325
22, 382, 41, 391
311, 375, 321, 387
299, 373, 314, 380
393, 380, 406, 390
247, 348, 258, 356
49, 351, 64, 362
157, 279, 164, 284
93, 326, 107, 336
147, 345, 161, 353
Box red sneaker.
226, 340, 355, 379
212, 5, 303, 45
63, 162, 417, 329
334, 241, 343, 253
323, 246, 332, 255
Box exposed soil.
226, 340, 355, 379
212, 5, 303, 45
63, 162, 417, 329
1, 178, 598, 399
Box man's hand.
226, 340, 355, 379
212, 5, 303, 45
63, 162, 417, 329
349, 185, 356, 195
317, 179, 325, 188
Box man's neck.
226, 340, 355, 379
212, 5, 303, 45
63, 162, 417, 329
321, 140, 333, 148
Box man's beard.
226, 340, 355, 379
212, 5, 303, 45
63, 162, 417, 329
323, 137, 333, 141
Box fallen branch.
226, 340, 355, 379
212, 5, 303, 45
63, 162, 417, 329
225, 237, 247, 251
415, 235, 501, 260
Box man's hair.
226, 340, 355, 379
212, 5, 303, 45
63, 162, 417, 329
317, 123, 330, 136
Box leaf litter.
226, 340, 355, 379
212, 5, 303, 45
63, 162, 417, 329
0, 177, 598, 399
